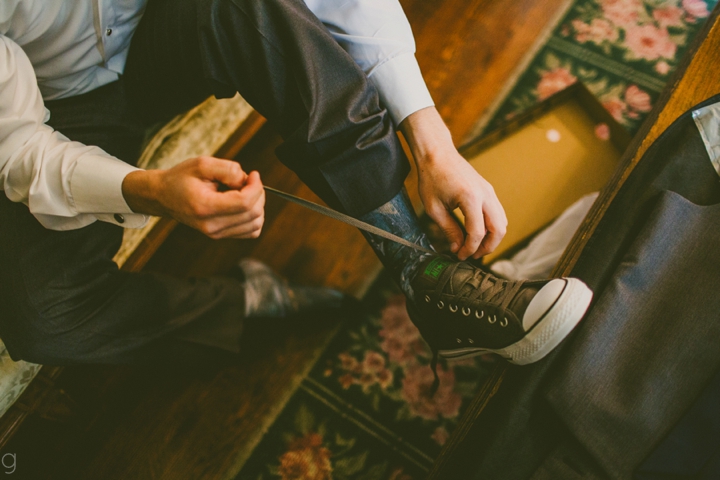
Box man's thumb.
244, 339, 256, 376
431, 207, 464, 253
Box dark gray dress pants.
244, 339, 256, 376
0, 0, 409, 366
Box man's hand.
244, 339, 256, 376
121, 156, 265, 239
399, 107, 507, 261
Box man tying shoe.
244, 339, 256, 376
0, 0, 592, 375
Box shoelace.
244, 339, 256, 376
433, 263, 524, 312
428, 263, 524, 395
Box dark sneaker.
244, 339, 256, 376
234, 259, 345, 318
410, 256, 593, 365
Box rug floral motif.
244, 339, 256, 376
235, 274, 496, 480
484, 0, 718, 135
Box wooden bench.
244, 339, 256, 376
0, 95, 264, 449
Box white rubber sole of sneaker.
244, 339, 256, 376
438, 278, 593, 365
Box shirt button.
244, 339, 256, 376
114, 213, 125, 224
106, 28, 113, 36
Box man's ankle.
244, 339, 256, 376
357, 189, 435, 300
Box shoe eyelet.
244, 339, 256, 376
475, 310, 484, 319
437, 300, 445, 309
424, 295, 431, 303
456, 338, 462, 344
500, 317, 508, 327
488, 314, 497, 324
449, 304, 458, 313
468, 338, 474, 344
462, 307, 471, 316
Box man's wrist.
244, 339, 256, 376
398, 106, 455, 165
121, 169, 164, 217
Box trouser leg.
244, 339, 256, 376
0, 82, 246, 366
125, 0, 435, 337
123, 0, 410, 216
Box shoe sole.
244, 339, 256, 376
438, 278, 593, 365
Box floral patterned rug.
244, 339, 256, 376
234, 273, 496, 480
481, 0, 717, 136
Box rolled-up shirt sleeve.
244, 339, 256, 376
0, 35, 147, 231
305, 0, 434, 125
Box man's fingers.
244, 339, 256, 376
235, 170, 265, 206
198, 206, 261, 234
473, 199, 508, 259
201, 170, 265, 216
193, 171, 265, 238
429, 206, 464, 253
196, 156, 248, 189
475, 231, 499, 259
205, 213, 265, 239
457, 207, 486, 261
226, 219, 265, 239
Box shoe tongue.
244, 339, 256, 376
412, 256, 486, 295
412, 256, 456, 291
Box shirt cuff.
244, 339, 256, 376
70, 154, 149, 228
369, 53, 435, 126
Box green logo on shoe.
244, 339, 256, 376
424, 258, 451, 279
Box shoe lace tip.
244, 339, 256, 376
430, 350, 440, 397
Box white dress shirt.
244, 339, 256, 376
0, 0, 434, 231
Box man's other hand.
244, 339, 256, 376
122, 156, 265, 239
399, 107, 507, 261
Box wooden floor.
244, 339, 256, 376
3, 1, 568, 478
